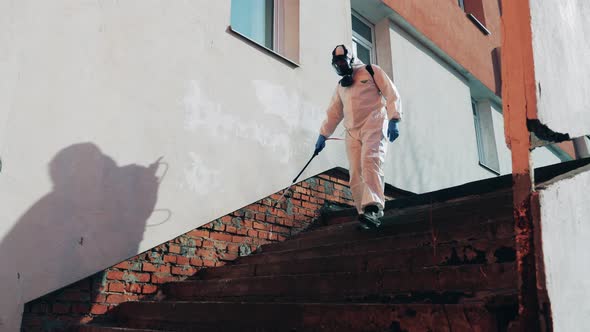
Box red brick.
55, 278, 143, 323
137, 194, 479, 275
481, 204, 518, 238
143, 284, 158, 294
226, 226, 238, 234
190, 257, 204, 266
106, 294, 125, 304
142, 262, 157, 272
188, 229, 210, 238
176, 256, 190, 265
113, 261, 132, 270
210, 232, 232, 242
232, 235, 249, 243
196, 249, 214, 258
90, 304, 109, 315
52, 303, 70, 314
106, 271, 125, 281
108, 282, 125, 293
253, 221, 267, 230
126, 272, 150, 283
163, 255, 177, 264
221, 253, 239, 261
168, 244, 181, 254
202, 240, 215, 248
203, 259, 216, 267
247, 229, 258, 237
157, 265, 171, 273
125, 284, 142, 294
152, 274, 178, 284
214, 241, 228, 251
227, 244, 239, 253
171, 266, 197, 276
220, 215, 232, 224
106, 294, 138, 304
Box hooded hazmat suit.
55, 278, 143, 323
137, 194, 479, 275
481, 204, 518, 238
319, 63, 402, 215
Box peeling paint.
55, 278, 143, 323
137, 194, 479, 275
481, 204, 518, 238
182, 80, 323, 164
183, 152, 222, 194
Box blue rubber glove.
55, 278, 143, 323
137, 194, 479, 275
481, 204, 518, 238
315, 135, 327, 154
387, 120, 399, 142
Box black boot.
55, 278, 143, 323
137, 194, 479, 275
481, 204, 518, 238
358, 205, 381, 230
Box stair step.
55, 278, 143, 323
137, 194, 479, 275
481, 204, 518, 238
166, 263, 516, 302
294, 189, 511, 241
241, 217, 514, 266
199, 237, 515, 280
115, 301, 504, 331
261, 193, 512, 255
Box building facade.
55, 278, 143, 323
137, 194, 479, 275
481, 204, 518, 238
0, 0, 575, 330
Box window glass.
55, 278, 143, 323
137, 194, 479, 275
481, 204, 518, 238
231, 0, 274, 49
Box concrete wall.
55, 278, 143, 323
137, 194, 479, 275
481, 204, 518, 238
530, 1, 590, 137
0, 1, 351, 330
385, 23, 498, 193
539, 167, 590, 332
381, 0, 502, 94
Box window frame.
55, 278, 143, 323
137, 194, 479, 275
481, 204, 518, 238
472, 99, 501, 175
229, 0, 300, 67
351, 11, 376, 65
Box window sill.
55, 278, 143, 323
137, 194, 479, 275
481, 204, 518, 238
479, 162, 501, 175
227, 26, 300, 68
467, 13, 491, 36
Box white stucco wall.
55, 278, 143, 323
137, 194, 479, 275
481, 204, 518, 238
385, 23, 497, 193
530, 1, 590, 137
0, 1, 352, 330
539, 167, 590, 332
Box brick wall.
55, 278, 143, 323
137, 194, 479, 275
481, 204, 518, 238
21, 171, 353, 331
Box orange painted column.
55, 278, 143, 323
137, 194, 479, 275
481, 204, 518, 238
501, 0, 550, 330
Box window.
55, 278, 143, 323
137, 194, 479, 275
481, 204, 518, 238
458, 0, 490, 34
230, 0, 300, 63
351, 13, 375, 65
472, 99, 500, 174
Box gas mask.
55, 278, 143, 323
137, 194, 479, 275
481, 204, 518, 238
331, 45, 354, 87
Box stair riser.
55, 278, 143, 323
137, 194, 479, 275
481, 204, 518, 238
115, 302, 502, 332
167, 265, 516, 302
243, 219, 514, 265
200, 238, 515, 280
286, 193, 512, 244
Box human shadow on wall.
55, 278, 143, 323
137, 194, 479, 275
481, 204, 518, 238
0, 142, 163, 324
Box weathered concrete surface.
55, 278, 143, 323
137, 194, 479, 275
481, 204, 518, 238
530, 0, 590, 138
538, 165, 590, 332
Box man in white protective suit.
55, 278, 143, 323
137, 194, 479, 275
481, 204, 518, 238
314, 45, 402, 230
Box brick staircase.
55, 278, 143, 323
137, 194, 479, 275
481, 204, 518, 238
73, 186, 518, 332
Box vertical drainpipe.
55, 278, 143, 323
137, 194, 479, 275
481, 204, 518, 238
501, 0, 548, 330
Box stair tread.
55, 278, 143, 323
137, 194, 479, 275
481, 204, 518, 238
114, 301, 504, 331
243, 218, 514, 264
